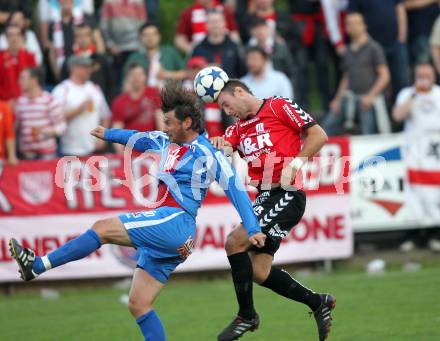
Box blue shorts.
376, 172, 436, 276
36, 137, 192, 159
119, 206, 196, 283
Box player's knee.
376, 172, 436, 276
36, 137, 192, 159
225, 232, 245, 255
91, 219, 110, 244
252, 262, 271, 284
224, 234, 236, 254
252, 266, 269, 284
127, 296, 153, 318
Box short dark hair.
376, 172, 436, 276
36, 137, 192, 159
8, 7, 32, 21
206, 8, 225, 17
75, 22, 93, 32
127, 62, 147, 75
249, 16, 267, 30
415, 62, 434, 70
160, 80, 204, 133
6, 10, 24, 27
414, 62, 435, 76
138, 21, 160, 36
246, 46, 268, 60
221, 79, 253, 95
24, 67, 44, 86
346, 11, 365, 21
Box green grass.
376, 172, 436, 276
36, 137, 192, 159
2, 265, 440, 340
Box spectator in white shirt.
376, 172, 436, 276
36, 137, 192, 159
52, 55, 110, 156
240, 46, 293, 99
393, 63, 440, 132
392, 63, 440, 251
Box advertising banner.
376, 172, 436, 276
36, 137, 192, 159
350, 134, 414, 231
350, 133, 440, 232
0, 138, 352, 282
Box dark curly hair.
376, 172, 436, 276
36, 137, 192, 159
160, 80, 204, 133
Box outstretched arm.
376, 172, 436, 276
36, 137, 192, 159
91, 126, 135, 145
90, 126, 167, 152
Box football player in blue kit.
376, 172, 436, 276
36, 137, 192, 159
9, 81, 266, 341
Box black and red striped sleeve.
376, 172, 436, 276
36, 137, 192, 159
269, 97, 316, 133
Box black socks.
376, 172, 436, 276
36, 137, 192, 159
227, 252, 256, 319
261, 267, 322, 311
228, 254, 322, 318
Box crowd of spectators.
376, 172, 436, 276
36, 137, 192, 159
0, 0, 440, 164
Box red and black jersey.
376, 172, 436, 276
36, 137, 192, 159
224, 96, 315, 186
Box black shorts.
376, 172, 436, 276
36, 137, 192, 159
249, 187, 306, 256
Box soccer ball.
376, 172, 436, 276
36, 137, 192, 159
193, 66, 229, 103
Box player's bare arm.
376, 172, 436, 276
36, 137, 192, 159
281, 124, 328, 189
298, 124, 328, 159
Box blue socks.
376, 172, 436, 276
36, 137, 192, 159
32, 229, 102, 274
31, 229, 167, 341
136, 310, 166, 341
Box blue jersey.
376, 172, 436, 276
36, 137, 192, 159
104, 129, 261, 237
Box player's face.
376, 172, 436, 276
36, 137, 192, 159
217, 90, 248, 119
163, 110, 186, 144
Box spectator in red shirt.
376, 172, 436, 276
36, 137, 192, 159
0, 100, 18, 165
0, 10, 43, 65
111, 63, 163, 153
0, 25, 36, 103
174, 0, 240, 54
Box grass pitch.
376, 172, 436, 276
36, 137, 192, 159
1, 264, 440, 341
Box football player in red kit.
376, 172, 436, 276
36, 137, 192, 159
212, 79, 335, 341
